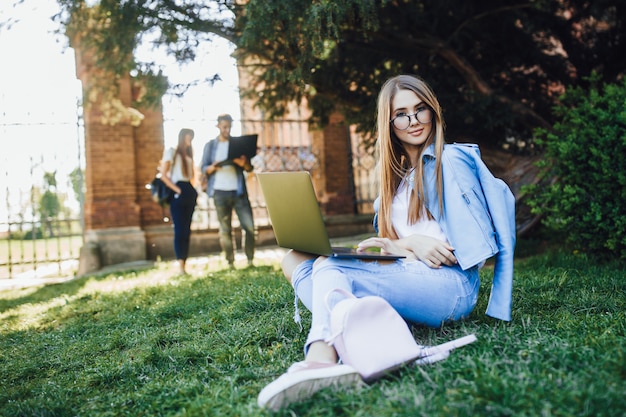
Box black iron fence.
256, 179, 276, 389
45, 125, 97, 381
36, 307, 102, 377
0, 217, 83, 279
1, 119, 378, 280
189, 120, 378, 232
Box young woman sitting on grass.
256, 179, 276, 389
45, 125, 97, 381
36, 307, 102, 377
258, 74, 516, 411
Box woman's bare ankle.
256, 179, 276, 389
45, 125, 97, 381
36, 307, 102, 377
305, 341, 338, 364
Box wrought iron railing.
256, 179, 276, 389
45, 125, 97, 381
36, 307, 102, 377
1, 119, 378, 279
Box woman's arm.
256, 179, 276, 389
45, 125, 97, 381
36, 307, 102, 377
357, 234, 457, 268
159, 159, 182, 195
399, 234, 457, 268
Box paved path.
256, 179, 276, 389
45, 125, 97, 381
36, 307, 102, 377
0, 245, 288, 291
0, 235, 365, 291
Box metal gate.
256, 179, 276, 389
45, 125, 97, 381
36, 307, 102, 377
1, 105, 85, 280
1, 116, 378, 280
189, 119, 378, 233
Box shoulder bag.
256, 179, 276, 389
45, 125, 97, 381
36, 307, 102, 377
325, 288, 477, 382
150, 174, 173, 207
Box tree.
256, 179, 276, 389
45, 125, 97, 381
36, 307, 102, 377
39, 171, 61, 237
49, 0, 625, 150
237, 0, 626, 148
69, 167, 83, 205
53, 0, 241, 119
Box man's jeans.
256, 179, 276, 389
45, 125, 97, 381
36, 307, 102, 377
213, 190, 255, 264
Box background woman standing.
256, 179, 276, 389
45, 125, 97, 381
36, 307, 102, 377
159, 128, 198, 275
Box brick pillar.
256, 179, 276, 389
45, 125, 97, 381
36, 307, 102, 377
74, 44, 166, 268
135, 102, 167, 228
317, 112, 357, 215
135, 102, 173, 262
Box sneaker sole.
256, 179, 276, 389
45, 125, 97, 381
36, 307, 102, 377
258, 366, 362, 411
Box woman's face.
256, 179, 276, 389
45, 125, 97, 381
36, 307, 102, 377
390, 89, 433, 151
184, 133, 194, 146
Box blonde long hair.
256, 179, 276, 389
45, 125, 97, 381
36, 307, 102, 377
376, 75, 445, 239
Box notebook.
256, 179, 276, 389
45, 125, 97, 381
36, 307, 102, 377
216, 134, 259, 167
256, 171, 405, 260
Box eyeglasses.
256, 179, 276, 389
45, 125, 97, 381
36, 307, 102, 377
390, 107, 433, 130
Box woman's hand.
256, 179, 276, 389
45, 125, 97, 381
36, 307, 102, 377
400, 234, 457, 268
357, 234, 457, 268
357, 236, 416, 260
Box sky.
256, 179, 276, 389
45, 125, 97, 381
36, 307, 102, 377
0, 0, 240, 222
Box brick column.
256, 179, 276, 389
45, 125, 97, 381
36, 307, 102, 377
135, 102, 174, 262
135, 102, 167, 228
317, 112, 357, 215
74, 44, 166, 269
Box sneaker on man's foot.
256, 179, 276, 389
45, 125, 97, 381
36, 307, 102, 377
258, 361, 362, 411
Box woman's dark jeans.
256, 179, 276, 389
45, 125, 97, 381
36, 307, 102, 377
169, 181, 197, 260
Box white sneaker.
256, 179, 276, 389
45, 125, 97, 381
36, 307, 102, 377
258, 361, 362, 411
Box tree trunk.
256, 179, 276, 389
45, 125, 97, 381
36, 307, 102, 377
480, 147, 545, 237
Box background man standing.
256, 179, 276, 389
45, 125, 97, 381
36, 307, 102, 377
200, 114, 255, 268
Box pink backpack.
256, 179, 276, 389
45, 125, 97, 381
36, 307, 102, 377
325, 288, 477, 382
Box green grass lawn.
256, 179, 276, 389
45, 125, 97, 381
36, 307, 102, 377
1, 241, 625, 416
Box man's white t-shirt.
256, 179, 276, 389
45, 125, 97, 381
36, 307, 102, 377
213, 140, 238, 191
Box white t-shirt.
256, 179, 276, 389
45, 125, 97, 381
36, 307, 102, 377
213, 140, 238, 191
163, 147, 193, 183
391, 174, 447, 241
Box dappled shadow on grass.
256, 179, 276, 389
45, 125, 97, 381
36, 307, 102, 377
0, 264, 296, 415
514, 235, 579, 259
0, 267, 158, 314
1, 251, 625, 416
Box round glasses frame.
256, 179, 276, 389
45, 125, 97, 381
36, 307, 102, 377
390, 107, 433, 130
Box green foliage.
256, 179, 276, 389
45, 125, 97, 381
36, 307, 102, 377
0, 248, 625, 416
235, 0, 380, 129
55, 0, 236, 110
38, 172, 62, 237
525, 75, 626, 258
9, 227, 44, 240
237, 0, 626, 145
39, 191, 60, 218
69, 167, 84, 205
51, 1, 626, 146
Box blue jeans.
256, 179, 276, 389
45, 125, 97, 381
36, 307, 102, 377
213, 190, 255, 264
169, 182, 197, 260
291, 257, 480, 352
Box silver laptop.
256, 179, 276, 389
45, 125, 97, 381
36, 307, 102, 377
256, 171, 404, 260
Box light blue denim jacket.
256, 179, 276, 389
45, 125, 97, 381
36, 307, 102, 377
375, 143, 516, 321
